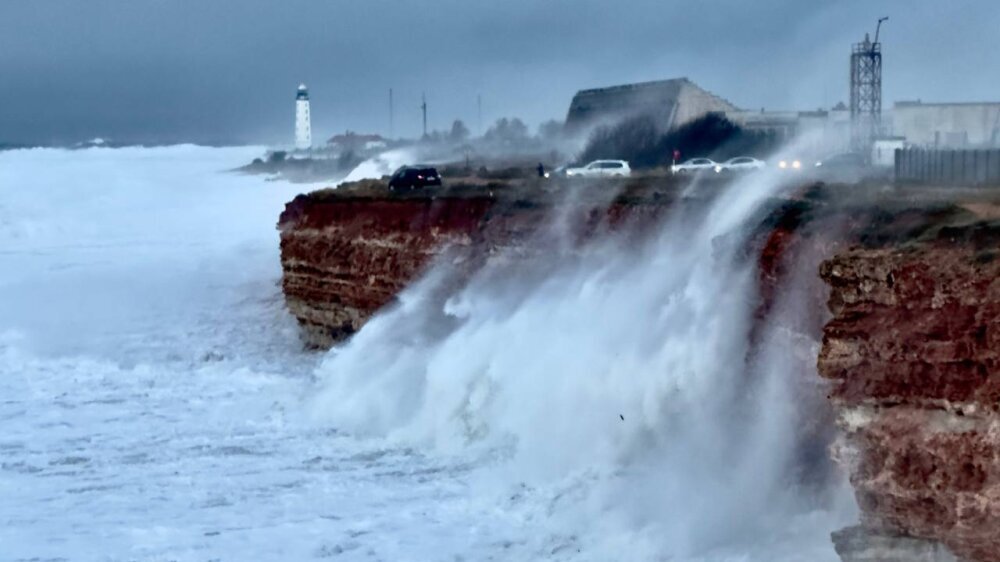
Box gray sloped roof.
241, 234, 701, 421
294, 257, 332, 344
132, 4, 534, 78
565, 77, 739, 132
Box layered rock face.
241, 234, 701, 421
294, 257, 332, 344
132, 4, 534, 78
278, 195, 494, 347
278, 191, 674, 348
819, 223, 1000, 562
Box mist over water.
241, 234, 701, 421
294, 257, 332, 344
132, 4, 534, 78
0, 146, 854, 561
340, 149, 415, 184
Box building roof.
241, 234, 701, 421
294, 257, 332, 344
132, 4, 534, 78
895, 100, 1000, 108
564, 77, 738, 131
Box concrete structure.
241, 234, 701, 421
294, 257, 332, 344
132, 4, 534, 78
564, 77, 854, 157
295, 84, 312, 151
564, 78, 738, 133
892, 101, 1000, 148
725, 106, 852, 156
872, 137, 905, 167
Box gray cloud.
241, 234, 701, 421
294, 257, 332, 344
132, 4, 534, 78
1, 0, 998, 145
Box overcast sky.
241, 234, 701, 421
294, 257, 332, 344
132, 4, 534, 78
2, 0, 999, 145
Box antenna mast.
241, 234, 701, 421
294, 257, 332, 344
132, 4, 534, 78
874, 16, 888, 45
850, 16, 887, 152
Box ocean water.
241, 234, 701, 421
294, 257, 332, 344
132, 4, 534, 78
0, 146, 855, 561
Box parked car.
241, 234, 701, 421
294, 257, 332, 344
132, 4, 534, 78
813, 152, 867, 183
565, 160, 632, 178
388, 166, 442, 190
670, 158, 719, 174
716, 156, 766, 173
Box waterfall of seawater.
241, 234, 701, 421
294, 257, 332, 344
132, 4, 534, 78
313, 156, 857, 559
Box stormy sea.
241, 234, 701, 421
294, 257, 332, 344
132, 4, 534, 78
0, 146, 855, 561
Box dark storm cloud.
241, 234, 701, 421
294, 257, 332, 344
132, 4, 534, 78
1, 0, 998, 145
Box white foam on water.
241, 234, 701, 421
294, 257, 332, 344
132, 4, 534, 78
339, 148, 415, 185
0, 144, 855, 561
0, 146, 548, 561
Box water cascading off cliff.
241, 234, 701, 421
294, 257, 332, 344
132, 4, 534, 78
311, 166, 856, 559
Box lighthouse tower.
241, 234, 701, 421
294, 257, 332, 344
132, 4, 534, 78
294, 84, 312, 151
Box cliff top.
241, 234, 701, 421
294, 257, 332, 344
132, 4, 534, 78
287, 174, 1000, 248
299, 173, 694, 205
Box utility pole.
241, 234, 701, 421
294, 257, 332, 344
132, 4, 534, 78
421, 92, 428, 139
389, 88, 394, 139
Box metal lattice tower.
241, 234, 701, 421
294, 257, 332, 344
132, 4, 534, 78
850, 18, 887, 152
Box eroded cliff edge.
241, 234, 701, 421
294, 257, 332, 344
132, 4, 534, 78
819, 213, 1000, 562
277, 178, 682, 348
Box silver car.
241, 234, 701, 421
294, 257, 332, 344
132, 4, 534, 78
716, 157, 766, 173
670, 158, 719, 174
565, 160, 632, 178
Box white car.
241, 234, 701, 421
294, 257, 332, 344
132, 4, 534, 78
565, 160, 631, 178
716, 156, 766, 173
670, 158, 718, 174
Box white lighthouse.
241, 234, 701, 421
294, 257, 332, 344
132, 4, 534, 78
294, 84, 312, 151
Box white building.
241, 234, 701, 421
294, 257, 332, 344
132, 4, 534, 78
892, 101, 1000, 148
725, 105, 852, 156
295, 84, 312, 151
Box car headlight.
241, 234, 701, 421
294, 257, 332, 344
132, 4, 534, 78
779, 161, 788, 169
792, 160, 801, 169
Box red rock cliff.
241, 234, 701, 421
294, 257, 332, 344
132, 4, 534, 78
819, 220, 1000, 562
278, 195, 496, 347
277, 189, 675, 348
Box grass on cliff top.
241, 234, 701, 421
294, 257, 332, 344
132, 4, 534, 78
803, 184, 1000, 249
298, 171, 743, 210
301, 174, 1000, 248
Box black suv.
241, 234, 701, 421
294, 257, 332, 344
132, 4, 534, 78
388, 166, 442, 191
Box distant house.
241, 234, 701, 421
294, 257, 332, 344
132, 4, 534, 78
327, 132, 387, 152
564, 77, 739, 133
